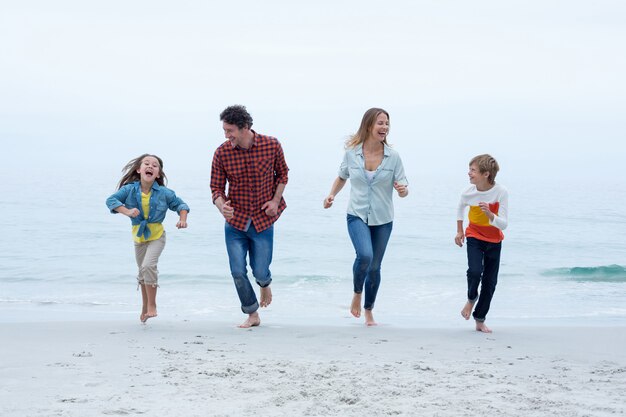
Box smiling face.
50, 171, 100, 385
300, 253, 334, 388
223, 122, 253, 149
468, 163, 491, 189
369, 112, 389, 143
136, 156, 161, 184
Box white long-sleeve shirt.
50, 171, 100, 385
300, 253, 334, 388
457, 183, 508, 243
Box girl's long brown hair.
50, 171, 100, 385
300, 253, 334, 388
116, 154, 167, 190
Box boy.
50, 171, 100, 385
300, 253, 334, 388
455, 154, 508, 333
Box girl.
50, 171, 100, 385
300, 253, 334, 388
323, 108, 409, 326
106, 154, 189, 323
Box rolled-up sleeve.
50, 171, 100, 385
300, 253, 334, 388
338, 151, 350, 179
210, 151, 227, 204
167, 190, 190, 214
106, 185, 130, 213
393, 154, 408, 186
274, 141, 289, 185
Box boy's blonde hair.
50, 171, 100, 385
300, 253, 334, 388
470, 154, 499, 185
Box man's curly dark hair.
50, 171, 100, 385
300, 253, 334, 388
219, 105, 253, 129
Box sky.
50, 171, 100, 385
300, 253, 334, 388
1, 0, 625, 186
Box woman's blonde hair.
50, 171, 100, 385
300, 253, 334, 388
345, 108, 390, 149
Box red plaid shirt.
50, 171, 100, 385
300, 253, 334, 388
211, 131, 289, 232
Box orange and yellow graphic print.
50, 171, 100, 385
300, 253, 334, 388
466, 202, 503, 243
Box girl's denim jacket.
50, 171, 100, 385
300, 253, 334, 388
106, 181, 190, 240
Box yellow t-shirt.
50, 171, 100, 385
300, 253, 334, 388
132, 191, 164, 243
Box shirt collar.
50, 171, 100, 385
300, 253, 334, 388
355, 142, 390, 156
134, 181, 161, 191
234, 129, 257, 150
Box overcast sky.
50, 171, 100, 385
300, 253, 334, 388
1, 0, 625, 185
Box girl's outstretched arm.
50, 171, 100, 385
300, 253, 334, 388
176, 210, 188, 229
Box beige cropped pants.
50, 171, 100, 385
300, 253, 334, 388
134, 232, 166, 287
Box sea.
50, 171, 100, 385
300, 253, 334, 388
1, 163, 625, 328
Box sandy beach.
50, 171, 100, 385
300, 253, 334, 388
1, 320, 624, 416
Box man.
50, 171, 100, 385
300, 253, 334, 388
210, 105, 289, 328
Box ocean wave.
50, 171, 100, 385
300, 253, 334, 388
158, 274, 341, 285
0, 298, 129, 307
160, 274, 231, 285
278, 274, 341, 285
542, 265, 626, 282
39, 300, 129, 307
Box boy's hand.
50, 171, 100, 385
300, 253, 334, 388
454, 232, 465, 247
478, 202, 495, 221
176, 220, 188, 229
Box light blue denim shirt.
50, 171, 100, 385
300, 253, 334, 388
339, 143, 408, 226
106, 181, 190, 239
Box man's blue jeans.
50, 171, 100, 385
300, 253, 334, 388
466, 237, 502, 321
225, 222, 273, 314
346, 214, 393, 310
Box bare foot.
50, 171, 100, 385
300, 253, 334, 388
238, 312, 261, 328
461, 301, 474, 320
141, 314, 157, 323
260, 286, 272, 308
350, 293, 362, 318
143, 307, 157, 322
364, 309, 377, 326
475, 321, 492, 333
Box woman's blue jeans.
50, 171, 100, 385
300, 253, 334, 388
346, 214, 393, 310
466, 237, 502, 322
225, 222, 273, 314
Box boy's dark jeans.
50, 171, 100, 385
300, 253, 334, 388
466, 237, 502, 321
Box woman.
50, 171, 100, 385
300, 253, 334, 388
323, 108, 408, 326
